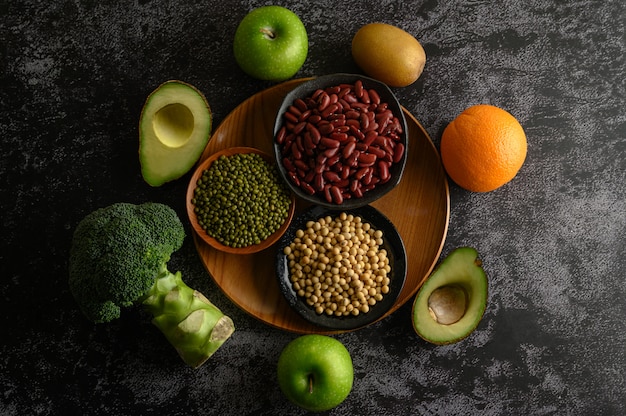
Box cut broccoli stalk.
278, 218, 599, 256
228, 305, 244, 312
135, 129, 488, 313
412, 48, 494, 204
142, 266, 234, 368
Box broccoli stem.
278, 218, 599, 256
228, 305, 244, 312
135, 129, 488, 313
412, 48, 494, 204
141, 266, 235, 368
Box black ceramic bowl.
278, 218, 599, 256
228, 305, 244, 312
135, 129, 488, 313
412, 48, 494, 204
276, 204, 407, 331
273, 73, 409, 209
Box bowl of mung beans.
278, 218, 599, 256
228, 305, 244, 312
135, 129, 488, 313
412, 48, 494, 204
275, 204, 407, 331
187, 146, 296, 254
273, 73, 409, 209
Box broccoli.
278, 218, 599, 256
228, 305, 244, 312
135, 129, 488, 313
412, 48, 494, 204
69, 202, 234, 368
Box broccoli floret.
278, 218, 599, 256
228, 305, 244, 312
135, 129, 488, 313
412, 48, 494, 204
69, 202, 234, 368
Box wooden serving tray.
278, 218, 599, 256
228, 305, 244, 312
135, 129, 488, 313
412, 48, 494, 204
193, 78, 450, 334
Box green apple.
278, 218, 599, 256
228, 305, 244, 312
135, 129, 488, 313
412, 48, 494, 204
233, 5, 308, 81
277, 335, 353, 412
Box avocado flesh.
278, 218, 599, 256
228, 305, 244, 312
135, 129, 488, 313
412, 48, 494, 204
139, 80, 212, 187
412, 247, 488, 345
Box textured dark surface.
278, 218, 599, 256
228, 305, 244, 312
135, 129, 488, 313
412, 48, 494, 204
1, 1, 625, 415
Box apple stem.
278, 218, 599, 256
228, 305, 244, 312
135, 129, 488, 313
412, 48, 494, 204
309, 374, 314, 394
259, 27, 276, 40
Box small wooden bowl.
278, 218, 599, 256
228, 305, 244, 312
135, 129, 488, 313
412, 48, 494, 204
186, 146, 296, 254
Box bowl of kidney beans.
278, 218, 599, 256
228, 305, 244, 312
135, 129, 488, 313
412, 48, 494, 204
273, 73, 409, 209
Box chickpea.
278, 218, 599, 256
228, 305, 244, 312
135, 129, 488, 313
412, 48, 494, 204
285, 213, 392, 316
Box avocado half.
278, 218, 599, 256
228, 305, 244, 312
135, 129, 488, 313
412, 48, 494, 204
139, 80, 212, 187
412, 247, 488, 345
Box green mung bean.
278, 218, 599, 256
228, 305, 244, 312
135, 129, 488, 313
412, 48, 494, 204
191, 152, 291, 248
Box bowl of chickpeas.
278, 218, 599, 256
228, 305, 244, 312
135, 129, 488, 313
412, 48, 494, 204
275, 204, 407, 330
187, 146, 296, 254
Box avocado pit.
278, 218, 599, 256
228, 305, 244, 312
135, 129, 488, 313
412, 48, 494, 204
153, 103, 194, 148
427, 285, 468, 325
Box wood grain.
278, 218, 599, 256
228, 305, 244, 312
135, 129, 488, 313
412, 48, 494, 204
192, 78, 450, 334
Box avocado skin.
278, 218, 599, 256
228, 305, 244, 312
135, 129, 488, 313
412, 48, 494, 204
412, 247, 488, 345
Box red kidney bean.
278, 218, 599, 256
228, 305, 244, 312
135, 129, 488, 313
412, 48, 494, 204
326, 154, 341, 166
294, 98, 308, 112
364, 130, 378, 146
314, 173, 325, 191
359, 113, 370, 130
330, 185, 343, 204
338, 98, 350, 111
393, 142, 405, 163
330, 119, 346, 129
324, 147, 339, 158
291, 144, 302, 160
334, 178, 349, 188
318, 122, 334, 135
361, 89, 370, 104
368, 89, 381, 105
338, 87, 351, 98
376, 102, 388, 112
368, 146, 386, 159
354, 167, 369, 181
343, 93, 358, 104
342, 141, 356, 159
276, 126, 287, 145
303, 132, 314, 151
288, 105, 301, 116
320, 137, 340, 149
354, 80, 364, 98
277, 80, 405, 203
346, 110, 360, 120
350, 179, 359, 193
298, 109, 311, 122
331, 132, 348, 142
341, 165, 351, 180
321, 103, 339, 118
284, 111, 299, 124
364, 121, 378, 133
346, 151, 360, 167
308, 114, 322, 124
282, 157, 294, 172
349, 125, 365, 141
306, 123, 321, 144
324, 171, 341, 182
362, 168, 374, 185
393, 117, 404, 134
317, 93, 330, 111
358, 152, 377, 166
378, 160, 391, 183
293, 121, 307, 135
293, 159, 308, 171
323, 185, 333, 203
302, 182, 315, 195
288, 171, 300, 186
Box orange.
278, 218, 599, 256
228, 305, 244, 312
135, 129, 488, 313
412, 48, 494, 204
440, 104, 527, 192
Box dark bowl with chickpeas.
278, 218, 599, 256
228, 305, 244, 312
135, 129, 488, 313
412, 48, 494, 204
273, 73, 409, 209
275, 204, 407, 331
